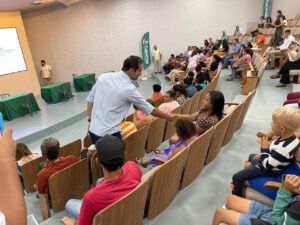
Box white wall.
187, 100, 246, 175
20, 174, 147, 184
271, 0, 300, 20
23, 0, 262, 82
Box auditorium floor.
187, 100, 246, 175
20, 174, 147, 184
24, 69, 292, 225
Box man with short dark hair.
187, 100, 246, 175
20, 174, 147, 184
35, 138, 78, 194
39, 60, 53, 86
65, 135, 142, 225
87, 55, 174, 144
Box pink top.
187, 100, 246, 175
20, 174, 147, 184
241, 54, 252, 64
77, 162, 142, 225
158, 101, 180, 113
135, 110, 146, 121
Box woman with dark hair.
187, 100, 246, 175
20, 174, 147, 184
274, 10, 284, 47
136, 119, 197, 167
227, 47, 252, 81
258, 16, 265, 28
210, 54, 223, 72
266, 17, 274, 28
174, 90, 225, 136
173, 84, 188, 105
204, 39, 209, 49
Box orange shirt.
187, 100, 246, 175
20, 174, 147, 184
255, 35, 265, 44
36, 156, 78, 194
152, 92, 162, 101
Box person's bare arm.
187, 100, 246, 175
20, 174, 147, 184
0, 129, 27, 225
151, 108, 174, 122
175, 112, 199, 121
87, 102, 93, 121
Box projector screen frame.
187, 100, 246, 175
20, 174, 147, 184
0, 27, 28, 76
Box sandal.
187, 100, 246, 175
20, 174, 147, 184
135, 157, 147, 168
226, 76, 234, 81
275, 83, 286, 87
154, 149, 164, 154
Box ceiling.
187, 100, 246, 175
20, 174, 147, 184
0, 0, 84, 13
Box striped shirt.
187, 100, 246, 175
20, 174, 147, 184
259, 135, 299, 173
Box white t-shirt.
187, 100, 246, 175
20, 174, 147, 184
152, 49, 161, 61
40, 64, 52, 78
279, 35, 295, 50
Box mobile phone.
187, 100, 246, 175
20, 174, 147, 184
0, 112, 4, 137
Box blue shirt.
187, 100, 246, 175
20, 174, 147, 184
87, 71, 154, 136
186, 85, 198, 98
231, 44, 241, 53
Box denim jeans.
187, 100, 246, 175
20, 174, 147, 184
65, 199, 82, 219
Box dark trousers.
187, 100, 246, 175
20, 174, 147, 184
279, 59, 300, 84
89, 131, 121, 144
232, 154, 275, 197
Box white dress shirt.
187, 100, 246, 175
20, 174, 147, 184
87, 71, 154, 137
279, 35, 295, 50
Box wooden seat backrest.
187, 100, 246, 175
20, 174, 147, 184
181, 98, 193, 115
222, 102, 245, 146
124, 126, 148, 161
49, 158, 89, 212
145, 117, 166, 153
146, 149, 188, 219
21, 156, 45, 193
125, 113, 134, 122
235, 91, 255, 131
163, 106, 182, 141
181, 127, 215, 188
92, 175, 150, 225
205, 113, 233, 165
59, 139, 82, 158
90, 152, 104, 187
190, 91, 202, 114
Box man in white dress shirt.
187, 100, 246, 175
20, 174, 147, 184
40, 60, 53, 86
87, 55, 174, 144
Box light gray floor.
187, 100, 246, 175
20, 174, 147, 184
23, 69, 293, 225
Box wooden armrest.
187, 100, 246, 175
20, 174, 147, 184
39, 193, 51, 220
225, 102, 239, 106
154, 157, 167, 164
264, 181, 282, 189
61, 216, 76, 225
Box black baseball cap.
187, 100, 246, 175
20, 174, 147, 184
95, 135, 124, 165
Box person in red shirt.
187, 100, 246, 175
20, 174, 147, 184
254, 31, 265, 44
35, 138, 78, 194
151, 84, 162, 101
65, 135, 142, 225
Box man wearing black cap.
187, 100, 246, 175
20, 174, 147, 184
65, 135, 142, 225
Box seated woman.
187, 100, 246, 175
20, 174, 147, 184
16, 143, 39, 168
270, 42, 300, 87
209, 54, 223, 73
194, 71, 210, 91
227, 47, 252, 81
170, 90, 224, 144
166, 63, 187, 84
188, 49, 200, 73
158, 90, 180, 113
215, 39, 229, 57
136, 119, 196, 168
172, 84, 188, 105
257, 16, 266, 28
212, 175, 300, 225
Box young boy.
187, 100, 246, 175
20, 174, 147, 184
151, 84, 162, 101
232, 107, 300, 197
212, 174, 300, 225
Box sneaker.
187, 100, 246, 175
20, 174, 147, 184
275, 83, 286, 87
265, 65, 275, 70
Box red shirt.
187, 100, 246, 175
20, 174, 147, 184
152, 92, 162, 101
36, 156, 78, 194
77, 162, 142, 225
255, 35, 265, 44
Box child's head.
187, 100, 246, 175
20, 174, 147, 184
175, 119, 196, 141
152, 84, 161, 93
163, 90, 176, 103
187, 71, 194, 79
272, 107, 300, 136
